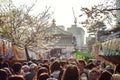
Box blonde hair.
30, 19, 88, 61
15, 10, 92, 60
112, 74, 120, 80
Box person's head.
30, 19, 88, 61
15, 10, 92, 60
8, 75, 25, 80
50, 57, 56, 63
50, 60, 61, 73
85, 63, 96, 70
41, 64, 50, 73
98, 71, 112, 80
2, 62, 9, 68
105, 65, 114, 74
112, 73, 120, 80
12, 62, 22, 74
89, 69, 100, 80
22, 65, 30, 72
43, 59, 49, 65
60, 61, 68, 69
22, 62, 28, 66
30, 63, 37, 71
0, 69, 8, 80
62, 64, 80, 80
38, 73, 50, 80
96, 60, 101, 66
77, 59, 86, 70
37, 67, 49, 80
80, 72, 89, 80
3, 67, 12, 77
28, 61, 33, 66
115, 64, 120, 74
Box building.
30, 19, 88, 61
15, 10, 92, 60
67, 24, 85, 51
44, 19, 76, 58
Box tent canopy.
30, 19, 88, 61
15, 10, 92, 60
75, 51, 93, 58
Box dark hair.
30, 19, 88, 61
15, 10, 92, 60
105, 65, 114, 74
50, 57, 56, 63
89, 69, 100, 76
77, 59, 86, 66
115, 64, 120, 74
38, 73, 50, 80
80, 72, 89, 80
98, 71, 112, 80
42, 64, 50, 73
60, 61, 68, 68
2, 62, 9, 68
0, 69, 8, 80
85, 63, 96, 70
3, 67, 12, 77
62, 65, 80, 80
37, 67, 49, 80
28, 61, 33, 66
22, 62, 28, 66
43, 59, 49, 64
89, 69, 100, 80
8, 75, 24, 80
50, 60, 61, 73
12, 62, 22, 74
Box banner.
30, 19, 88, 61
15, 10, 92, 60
0, 39, 14, 59
0, 39, 4, 58
16, 46, 27, 60
4, 40, 8, 58
7, 42, 14, 59
12, 45, 27, 61
0, 39, 27, 61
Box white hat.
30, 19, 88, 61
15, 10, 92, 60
22, 65, 30, 72
30, 63, 37, 69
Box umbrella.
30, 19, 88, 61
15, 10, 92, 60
75, 51, 93, 58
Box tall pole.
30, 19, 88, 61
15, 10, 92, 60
72, 7, 77, 27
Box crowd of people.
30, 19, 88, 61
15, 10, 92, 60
0, 57, 120, 80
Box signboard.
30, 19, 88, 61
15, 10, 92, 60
12, 45, 27, 61
16, 46, 27, 60
0, 39, 14, 59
